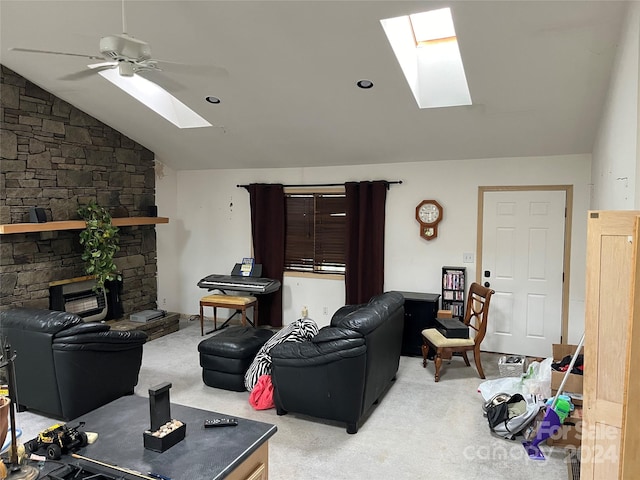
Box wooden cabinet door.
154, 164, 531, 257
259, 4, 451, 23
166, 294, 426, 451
582, 211, 640, 479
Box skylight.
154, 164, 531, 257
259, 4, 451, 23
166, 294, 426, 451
380, 7, 472, 109
90, 65, 212, 129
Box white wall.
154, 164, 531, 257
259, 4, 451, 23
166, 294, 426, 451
154, 160, 179, 312
591, 1, 640, 210
157, 154, 590, 339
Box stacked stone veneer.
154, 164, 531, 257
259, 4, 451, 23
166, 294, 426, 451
0, 65, 158, 314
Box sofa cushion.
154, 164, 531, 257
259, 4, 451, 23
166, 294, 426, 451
244, 317, 319, 391
198, 326, 275, 359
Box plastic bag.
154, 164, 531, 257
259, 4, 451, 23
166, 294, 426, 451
478, 377, 526, 401
522, 358, 552, 399
478, 357, 553, 401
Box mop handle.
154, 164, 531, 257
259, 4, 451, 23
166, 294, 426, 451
550, 332, 585, 410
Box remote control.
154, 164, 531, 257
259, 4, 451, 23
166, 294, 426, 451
204, 418, 238, 428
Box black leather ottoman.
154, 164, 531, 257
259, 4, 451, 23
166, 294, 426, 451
198, 326, 274, 391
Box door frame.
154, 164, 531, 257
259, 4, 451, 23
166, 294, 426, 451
476, 185, 574, 345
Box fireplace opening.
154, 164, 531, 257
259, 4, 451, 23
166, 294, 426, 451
49, 277, 123, 322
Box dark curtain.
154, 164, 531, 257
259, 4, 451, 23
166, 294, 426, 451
248, 183, 285, 327
345, 181, 387, 305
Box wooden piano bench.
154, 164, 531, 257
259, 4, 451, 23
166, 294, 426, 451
200, 294, 258, 335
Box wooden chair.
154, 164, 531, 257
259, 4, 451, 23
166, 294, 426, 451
421, 282, 495, 382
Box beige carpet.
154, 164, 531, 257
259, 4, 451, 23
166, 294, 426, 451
16, 318, 570, 479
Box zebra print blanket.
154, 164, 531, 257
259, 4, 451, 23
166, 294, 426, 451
244, 317, 319, 392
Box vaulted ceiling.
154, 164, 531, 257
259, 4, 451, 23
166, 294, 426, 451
0, 1, 629, 171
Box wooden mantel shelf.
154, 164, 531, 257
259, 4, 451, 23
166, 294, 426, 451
0, 217, 169, 234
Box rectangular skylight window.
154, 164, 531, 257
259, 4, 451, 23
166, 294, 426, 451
91, 65, 212, 129
410, 9, 456, 45
380, 7, 472, 109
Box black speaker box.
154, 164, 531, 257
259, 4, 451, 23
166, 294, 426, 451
29, 207, 47, 223
104, 278, 124, 320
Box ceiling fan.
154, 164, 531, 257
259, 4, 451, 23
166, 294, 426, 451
9, 0, 225, 80
8, 1, 224, 128
11, 33, 166, 78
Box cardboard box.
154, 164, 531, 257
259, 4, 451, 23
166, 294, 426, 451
546, 406, 582, 447
551, 344, 583, 396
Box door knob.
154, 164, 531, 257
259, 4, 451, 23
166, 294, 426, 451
484, 282, 491, 288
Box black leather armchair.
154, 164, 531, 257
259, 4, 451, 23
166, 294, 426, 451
0, 308, 147, 420
271, 291, 404, 433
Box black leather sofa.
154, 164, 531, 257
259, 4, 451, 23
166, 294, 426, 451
0, 308, 147, 420
270, 291, 404, 433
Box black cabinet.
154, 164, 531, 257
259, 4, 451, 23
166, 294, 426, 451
397, 291, 440, 356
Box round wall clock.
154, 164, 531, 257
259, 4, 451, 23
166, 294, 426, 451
415, 200, 443, 240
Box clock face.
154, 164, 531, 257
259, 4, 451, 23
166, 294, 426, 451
418, 203, 440, 224
415, 200, 443, 240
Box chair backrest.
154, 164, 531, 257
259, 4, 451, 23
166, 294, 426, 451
463, 283, 495, 345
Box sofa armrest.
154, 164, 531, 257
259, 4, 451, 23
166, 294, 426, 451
312, 325, 362, 343
330, 304, 363, 327
271, 327, 365, 367
53, 329, 148, 351
55, 322, 110, 338
0, 308, 82, 335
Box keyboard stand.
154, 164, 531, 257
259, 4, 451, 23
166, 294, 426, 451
210, 310, 255, 333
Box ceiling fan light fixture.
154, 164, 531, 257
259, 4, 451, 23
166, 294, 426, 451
118, 61, 135, 76
356, 79, 374, 89
205, 96, 221, 104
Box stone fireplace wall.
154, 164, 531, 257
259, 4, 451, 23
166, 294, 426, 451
0, 65, 158, 314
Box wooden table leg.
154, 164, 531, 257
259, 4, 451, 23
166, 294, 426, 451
200, 303, 204, 336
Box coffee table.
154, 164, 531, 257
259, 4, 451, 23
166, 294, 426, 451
48, 395, 277, 480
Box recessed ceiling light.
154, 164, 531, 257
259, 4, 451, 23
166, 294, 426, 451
356, 80, 374, 89
205, 96, 221, 104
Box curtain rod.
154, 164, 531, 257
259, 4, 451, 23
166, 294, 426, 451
237, 180, 403, 190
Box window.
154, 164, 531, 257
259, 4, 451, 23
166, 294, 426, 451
285, 192, 346, 274
380, 7, 472, 109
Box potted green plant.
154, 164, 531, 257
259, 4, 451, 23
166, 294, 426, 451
78, 201, 121, 291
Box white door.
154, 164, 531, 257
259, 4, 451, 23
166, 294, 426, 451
481, 190, 566, 358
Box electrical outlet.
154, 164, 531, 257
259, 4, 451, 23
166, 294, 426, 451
323, 306, 329, 315
162, 298, 167, 306
463, 252, 474, 263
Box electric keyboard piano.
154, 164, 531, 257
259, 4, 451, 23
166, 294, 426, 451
197, 274, 281, 294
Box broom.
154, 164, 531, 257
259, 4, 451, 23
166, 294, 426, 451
522, 332, 585, 460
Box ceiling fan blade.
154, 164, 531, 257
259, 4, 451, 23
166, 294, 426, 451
59, 63, 117, 81
154, 59, 229, 78
88, 62, 119, 69
9, 47, 105, 61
